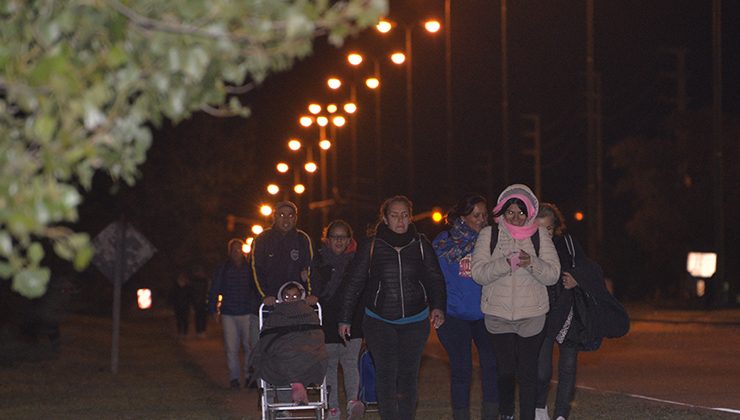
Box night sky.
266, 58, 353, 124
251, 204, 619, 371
238, 0, 738, 231
79, 1, 739, 302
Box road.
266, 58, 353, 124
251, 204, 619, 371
426, 315, 740, 415
575, 320, 740, 414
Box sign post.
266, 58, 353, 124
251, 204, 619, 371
93, 221, 156, 374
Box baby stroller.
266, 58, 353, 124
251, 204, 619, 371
256, 297, 328, 420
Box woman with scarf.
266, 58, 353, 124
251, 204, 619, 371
338, 195, 447, 420
433, 195, 499, 420
311, 220, 365, 420
471, 184, 561, 420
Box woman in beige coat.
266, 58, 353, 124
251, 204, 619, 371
471, 184, 560, 420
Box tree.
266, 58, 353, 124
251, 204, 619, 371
0, 0, 387, 297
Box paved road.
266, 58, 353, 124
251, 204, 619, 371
185, 306, 740, 419
575, 319, 740, 413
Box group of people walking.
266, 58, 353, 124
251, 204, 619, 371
199, 183, 619, 420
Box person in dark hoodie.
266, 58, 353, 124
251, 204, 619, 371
251, 201, 317, 306
338, 195, 447, 420
209, 239, 261, 389
311, 220, 365, 420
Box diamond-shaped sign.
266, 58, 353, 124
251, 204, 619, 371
93, 222, 156, 283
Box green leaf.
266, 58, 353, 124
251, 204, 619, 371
27, 242, 44, 263
12, 267, 51, 298
73, 243, 94, 271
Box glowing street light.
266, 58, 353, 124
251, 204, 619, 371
137, 288, 152, 310
260, 204, 273, 217
332, 115, 346, 127
266, 184, 280, 195
276, 162, 289, 173
308, 103, 322, 115
327, 77, 342, 90
299, 116, 313, 127
424, 19, 442, 33
294, 184, 306, 194
376, 19, 392, 33
251, 224, 264, 235
326, 104, 338, 114
288, 139, 302, 151
304, 162, 318, 173
344, 102, 357, 114
319, 139, 332, 150
390, 52, 406, 65
241, 241, 251, 254
365, 77, 380, 89
347, 53, 363, 66
316, 116, 329, 127
432, 209, 444, 223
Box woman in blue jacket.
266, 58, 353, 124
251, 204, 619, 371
433, 195, 499, 420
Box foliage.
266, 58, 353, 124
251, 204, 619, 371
0, 0, 387, 297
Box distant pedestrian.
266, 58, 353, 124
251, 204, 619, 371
172, 270, 192, 339
433, 194, 499, 420
311, 220, 365, 420
189, 263, 210, 338
471, 184, 560, 420
209, 239, 261, 389
339, 195, 447, 420
251, 201, 317, 307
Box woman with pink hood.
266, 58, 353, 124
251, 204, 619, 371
471, 184, 560, 420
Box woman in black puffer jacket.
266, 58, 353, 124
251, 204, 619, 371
338, 196, 447, 420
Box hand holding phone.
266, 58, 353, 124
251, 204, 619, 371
508, 250, 521, 271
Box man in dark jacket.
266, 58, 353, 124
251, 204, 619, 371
209, 239, 261, 389
251, 201, 316, 306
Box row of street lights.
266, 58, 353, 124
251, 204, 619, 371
245, 13, 450, 237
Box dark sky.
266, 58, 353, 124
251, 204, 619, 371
237, 0, 737, 228
111, 0, 738, 257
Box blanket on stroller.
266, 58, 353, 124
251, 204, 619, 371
254, 301, 328, 386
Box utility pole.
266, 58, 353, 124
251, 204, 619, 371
500, 0, 510, 185
445, 0, 454, 190
585, 0, 600, 261
712, 0, 726, 306
521, 114, 542, 198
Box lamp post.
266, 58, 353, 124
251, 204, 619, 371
377, 18, 441, 193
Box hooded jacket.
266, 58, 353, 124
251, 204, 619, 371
471, 185, 560, 321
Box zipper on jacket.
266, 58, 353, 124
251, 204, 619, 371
374, 282, 382, 307
397, 249, 405, 317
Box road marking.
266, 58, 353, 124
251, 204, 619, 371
575, 384, 740, 415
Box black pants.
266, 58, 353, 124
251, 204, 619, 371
491, 329, 545, 420
537, 335, 579, 418
363, 315, 430, 420
175, 305, 189, 335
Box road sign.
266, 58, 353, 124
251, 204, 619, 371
92, 221, 156, 283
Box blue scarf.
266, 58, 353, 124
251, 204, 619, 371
435, 217, 479, 263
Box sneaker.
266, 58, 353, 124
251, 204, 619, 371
229, 379, 240, 389
535, 407, 551, 420
555, 417, 566, 420
347, 400, 365, 420
327, 407, 340, 420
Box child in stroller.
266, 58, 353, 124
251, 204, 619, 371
254, 281, 329, 405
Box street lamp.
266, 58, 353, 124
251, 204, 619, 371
376, 18, 442, 193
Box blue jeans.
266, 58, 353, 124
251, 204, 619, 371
537, 335, 578, 418
363, 315, 430, 420
491, 330, 545, 420
326, 338, 362, 409
436, 315, 499, 409
221, 313, 259, 382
